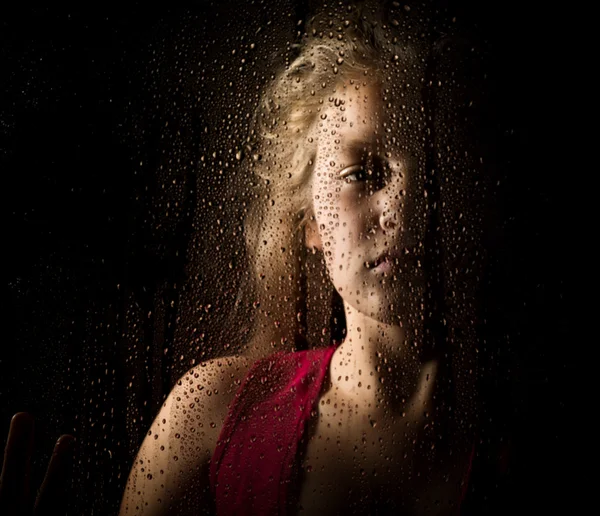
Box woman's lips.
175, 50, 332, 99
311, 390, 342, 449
366, 253, 402, 272
374, 260, 394, 273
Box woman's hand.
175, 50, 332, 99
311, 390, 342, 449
0, 412, 75, 515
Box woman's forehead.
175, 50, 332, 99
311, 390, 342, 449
318, 84, 380, 144
317, 81, 421, 152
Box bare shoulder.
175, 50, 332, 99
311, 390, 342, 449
178, 354, 253, 398
172, 354, 253, 439
153, 353, 253, 461
119, 354, 253, 516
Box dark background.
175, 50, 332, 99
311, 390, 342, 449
2, 1, 581, 514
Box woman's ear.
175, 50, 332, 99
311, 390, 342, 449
304, 217, 322, 251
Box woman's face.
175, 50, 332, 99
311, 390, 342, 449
308, 79, 426, 325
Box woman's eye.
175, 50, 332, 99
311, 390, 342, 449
339, 158, 387, 185
339, 164, 367, 183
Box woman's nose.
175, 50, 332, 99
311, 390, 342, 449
379, 207, 399, 231
374, 185, 404, 233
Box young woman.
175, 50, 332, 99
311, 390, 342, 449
119, 3, 488, 514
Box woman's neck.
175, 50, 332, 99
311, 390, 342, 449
328, 301, 440, 412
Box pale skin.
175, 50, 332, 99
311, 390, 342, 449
306, 80, 429, 405
296, 81, 471, 514
119, 79, 473, 515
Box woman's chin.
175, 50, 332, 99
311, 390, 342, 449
344, 295, 411, 326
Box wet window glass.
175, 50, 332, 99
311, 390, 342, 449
2, 2, 576, 515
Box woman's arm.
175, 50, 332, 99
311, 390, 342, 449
119, 357, 247, 516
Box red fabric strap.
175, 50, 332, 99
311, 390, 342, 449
209, 346, 336, 516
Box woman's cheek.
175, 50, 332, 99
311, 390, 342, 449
338, 194, 369, 241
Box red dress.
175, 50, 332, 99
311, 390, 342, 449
209, 346, 474, 515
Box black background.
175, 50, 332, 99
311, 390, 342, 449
2, 1, 581, 514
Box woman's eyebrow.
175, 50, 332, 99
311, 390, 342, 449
340, 138, 377, 154
342, 138, 408, 164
